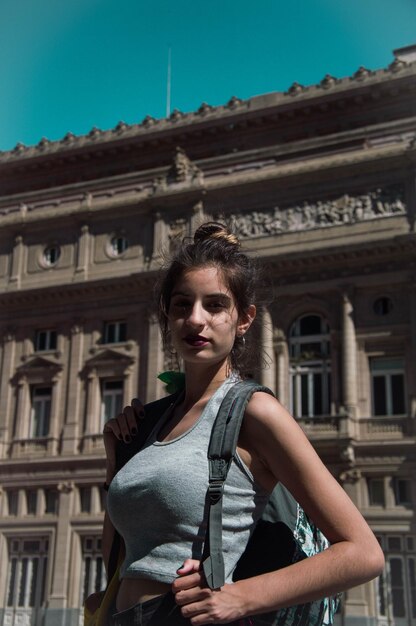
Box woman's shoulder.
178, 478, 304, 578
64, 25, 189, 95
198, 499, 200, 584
242, 385, 302, 441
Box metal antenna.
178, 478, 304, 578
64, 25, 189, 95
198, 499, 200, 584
166, 47, 172, 117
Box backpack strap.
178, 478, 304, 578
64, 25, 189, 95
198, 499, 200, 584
202, 380, 274, 589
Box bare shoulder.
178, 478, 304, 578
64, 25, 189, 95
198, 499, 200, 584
243, 390, 302, 437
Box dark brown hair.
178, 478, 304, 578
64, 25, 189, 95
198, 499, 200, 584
157, 222, 261, 376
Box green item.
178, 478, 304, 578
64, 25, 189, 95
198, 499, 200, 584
157, 370, 186, 394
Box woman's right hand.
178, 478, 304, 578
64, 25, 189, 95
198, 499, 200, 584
102, 398, 145, 482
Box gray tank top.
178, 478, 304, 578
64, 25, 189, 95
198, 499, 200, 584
107, 377, 270, 584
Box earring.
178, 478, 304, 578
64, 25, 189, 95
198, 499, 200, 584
238, 333, 246, 347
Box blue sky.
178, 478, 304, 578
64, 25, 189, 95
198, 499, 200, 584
1, 0, 415, 151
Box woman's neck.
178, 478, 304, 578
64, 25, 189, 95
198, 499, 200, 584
182, 361, 231, 410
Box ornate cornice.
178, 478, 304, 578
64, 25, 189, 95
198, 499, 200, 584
0, 139, 413, 227
0, 273, 158, 310
0, 55, 414, 167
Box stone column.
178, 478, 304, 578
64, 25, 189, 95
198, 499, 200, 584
0, 331, 16, 457
85, 369, 99, 434
74, 224, 90, 280
145, 313, 165, 402
91, 485, 102, 515
62, 323, 84, 454
152, 212, 166, 263
9, 235, 24, 288
259, 308, 276, 393
45, 482, 74, 626
15, 376, 30, 439
409, 283, 416, 423
123, 366, 134, 406
341, 289, 358, 423
48, 374, 62, 455
275, 329, 289, 406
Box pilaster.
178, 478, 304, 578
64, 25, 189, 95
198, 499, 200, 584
47, 482, 74, 616
0, 331, 16, 457
9, 235, 24, 289
145, 312, 165, 402
409, 283, 416, 421
74, 224, 90, 280
341, 288, 358, 427
62, 323, 84, 454
259, 308, 276, 393
275, 328, 289, 406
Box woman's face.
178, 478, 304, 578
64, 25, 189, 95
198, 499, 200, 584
168, 266, 253, 370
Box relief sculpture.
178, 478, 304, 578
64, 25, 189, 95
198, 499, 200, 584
216, 186, 406, 238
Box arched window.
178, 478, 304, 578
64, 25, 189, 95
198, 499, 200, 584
289, 314, 331, 418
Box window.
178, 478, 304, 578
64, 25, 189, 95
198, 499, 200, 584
42, 245, 61, 267
26, 490, 37, 515
289, 315, 331, 418
371, 357, 406, 416
110, 236, 128, 256
7, 491, 19, 516
373, 296, 393, 316
44, 490, 59, 515
368, 478, 385, 507
80, 487, 92, 513
376, 534, 416, 621
101, 380, 123, 426
6, 537, 48, 612
103, 321, 127, 344
80, 536, 106, 605
35, 329, 57, 352
30, 386, 51, 438
394, 478, 412, 506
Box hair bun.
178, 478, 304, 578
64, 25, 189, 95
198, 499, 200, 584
193, 222, 241, 248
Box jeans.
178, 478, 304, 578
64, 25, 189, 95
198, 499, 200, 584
111, 591, 253, 625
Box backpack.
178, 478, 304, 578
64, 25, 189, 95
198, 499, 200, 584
201, 379, 340, 626
112, 380, 340, 626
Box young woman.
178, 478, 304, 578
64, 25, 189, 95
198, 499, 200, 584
101, 222, 384, 625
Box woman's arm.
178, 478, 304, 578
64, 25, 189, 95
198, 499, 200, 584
173, 392, 385, 625
101, 399, 144, 573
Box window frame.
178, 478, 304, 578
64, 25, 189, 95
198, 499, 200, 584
289, 314, 332, 418
30, 386, 52, 438
35, 329, 57, 352
100, 379, 124, 427
103, 320, 127, 344
370, 357, 406, 417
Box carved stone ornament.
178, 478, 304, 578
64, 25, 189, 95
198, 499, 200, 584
339, 469, 361, 484
353, 66, 372, 81
170, 109, 185, 122
216, 185, 406, 239
13, 142, 26, 153
57, 481, 74, 494
150, 148, 204, 194
287, 82, 305, 95
37, 137, 51, 150
88, 126, 102, 139
320, 74, 337, 89
198, 102, 213, 115
142, 115, 157, 127
61, 132, 76, 144
227, 96, 242, 109
388, 57, 408, 73
114, 120, 129, 133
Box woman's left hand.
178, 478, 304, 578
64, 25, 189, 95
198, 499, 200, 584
172, 559, 247, 625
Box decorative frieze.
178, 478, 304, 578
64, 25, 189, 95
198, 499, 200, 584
216, 185, 406, 239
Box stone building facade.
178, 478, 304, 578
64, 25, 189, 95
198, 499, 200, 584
0, 45, 415, 625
